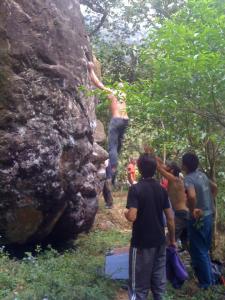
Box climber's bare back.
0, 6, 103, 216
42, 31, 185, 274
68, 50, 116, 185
108, 94, 128, 119
168, 178, 188, 211
88, 61, 128, 119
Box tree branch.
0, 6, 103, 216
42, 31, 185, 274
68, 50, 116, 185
80, 0, 108, 35
80, 0, 105, 14
89, 12, 108, 36
182, 108, 225, 128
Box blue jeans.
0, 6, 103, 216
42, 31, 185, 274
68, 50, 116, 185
188, 214, 214, 288
108, 117, 129, 171
102, 179, 113, 207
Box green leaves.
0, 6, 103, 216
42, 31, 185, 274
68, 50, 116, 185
93, 0, 225, 182
116, 0, 225, 180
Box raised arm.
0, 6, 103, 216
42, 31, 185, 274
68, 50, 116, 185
142, 146, 175, 182
88, 62, 112, 93
156, 157, 176, 182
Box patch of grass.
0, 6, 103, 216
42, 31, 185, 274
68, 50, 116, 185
0, 211, 224, 300
77, 230, 130, 254
146, 282, 225, 300
162, 284, 225, 300
0, 229, 130, 300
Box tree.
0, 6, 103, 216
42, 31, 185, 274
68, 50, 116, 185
121, 0, 225, 180
81, 0, 187, 83
80, 0, 119, 36
81, 0, 186, 37
142, 0, 225, 128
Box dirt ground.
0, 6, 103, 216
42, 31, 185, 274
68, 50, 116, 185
115, 289, 128, 300
94, 191, 131, 233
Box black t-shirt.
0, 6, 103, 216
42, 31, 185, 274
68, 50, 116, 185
126, 178, 170, 248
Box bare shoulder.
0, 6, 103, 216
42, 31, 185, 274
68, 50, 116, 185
171, 177, 183, 189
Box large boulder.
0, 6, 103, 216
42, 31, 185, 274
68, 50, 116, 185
93, 120, 106, 144
0, 0, 106, 245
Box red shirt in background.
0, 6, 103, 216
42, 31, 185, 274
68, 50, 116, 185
127, 163, 136, 184
160, 178, 168, 190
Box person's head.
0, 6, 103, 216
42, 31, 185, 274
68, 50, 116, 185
142, 144, 152, 154
182, 152, 199, 174
166, 161, 181, 177
137, 153, 156, 178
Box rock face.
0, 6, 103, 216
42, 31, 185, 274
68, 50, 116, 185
0, 0, 107, 245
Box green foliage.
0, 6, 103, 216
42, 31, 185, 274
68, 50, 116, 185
82, 0, 186, 38
119, 0, 225, 177
142, 0, 225, 118
0, 230, 129, 300
83, 1, 187, 83
93, 41, 139, 82
160, 283, 225, 300
0, 216, 224, 300
215, 178, 225, 226
102, 0, 225, 220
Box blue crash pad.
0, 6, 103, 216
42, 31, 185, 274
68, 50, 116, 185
104, 248, 129, 280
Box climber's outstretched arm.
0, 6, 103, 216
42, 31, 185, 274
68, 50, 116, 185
157, 160, 176, 182
88, 62, 112, 93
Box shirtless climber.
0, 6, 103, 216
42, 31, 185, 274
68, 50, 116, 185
156, 157, 189, 249
88, 62, 129, 184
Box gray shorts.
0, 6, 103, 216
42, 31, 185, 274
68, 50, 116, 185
128, 245, 166, 300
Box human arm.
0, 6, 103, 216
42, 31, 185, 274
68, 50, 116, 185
88, 62, 112, 93
157, 163, 176, 182
155, 156, 176, 182
124, 208, 137, 222
164, 207, 176, 247
185, 186, 196, 214
185, 178, 203, 218
186, 186, 203, 219
184, 176, 196, 214
124, 185, 138, 223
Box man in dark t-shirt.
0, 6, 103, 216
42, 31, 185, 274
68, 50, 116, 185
125, 153, 176, 300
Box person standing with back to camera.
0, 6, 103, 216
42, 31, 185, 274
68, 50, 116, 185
125, 153, 176, 300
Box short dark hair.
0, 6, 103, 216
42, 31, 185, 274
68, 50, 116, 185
137, 153, 156, 178
167, 161, 181, 177
182, 152, 199, 172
